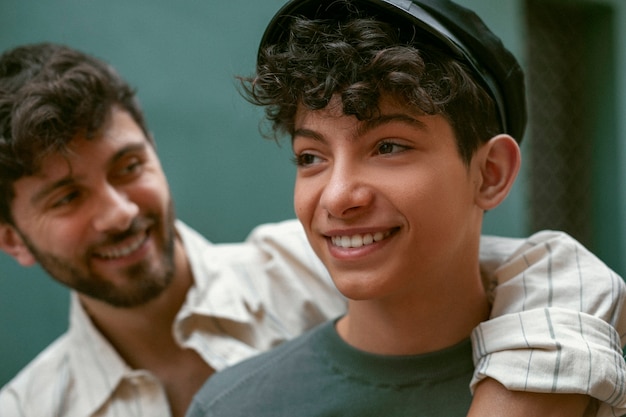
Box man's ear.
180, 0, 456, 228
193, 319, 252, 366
0, 224, 36, 266
474, 134, 521, 211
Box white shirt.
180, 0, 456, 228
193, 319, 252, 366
0, 220, 624, 416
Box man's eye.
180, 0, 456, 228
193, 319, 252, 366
292, 153, 322, 167
52, 191, 79, 208
115, 158, 144, 179
122, 162, 141, 174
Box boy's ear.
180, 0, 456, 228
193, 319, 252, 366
474, 134, 521, 211
0, 224, 37, 266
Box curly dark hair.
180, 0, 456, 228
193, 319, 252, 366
240, 15, 500, 165
0, 43, 149, 225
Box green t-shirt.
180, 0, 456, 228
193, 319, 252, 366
187, 318, 474, 417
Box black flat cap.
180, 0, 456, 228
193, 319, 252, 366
259, 0, 527, 142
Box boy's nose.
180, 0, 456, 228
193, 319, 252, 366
320, 164, 373, 219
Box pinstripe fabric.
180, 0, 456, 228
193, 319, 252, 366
473, 230, 626, 416
1, 224, 624, 416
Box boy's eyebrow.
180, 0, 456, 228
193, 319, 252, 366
292, 128, 327, 144
292, 113, 427, 143
30, 142, 148, 205
357, 113, 427, 138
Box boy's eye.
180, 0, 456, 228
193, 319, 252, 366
377, 141, 407, 155
293, 152, 322, 167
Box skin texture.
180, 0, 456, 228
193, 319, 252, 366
470, 378, 591, 417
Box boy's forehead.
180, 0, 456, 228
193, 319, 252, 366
294, 93, 427, 126
292, 93, 451, 146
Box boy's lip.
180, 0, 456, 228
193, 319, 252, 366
323, 227, 399, 249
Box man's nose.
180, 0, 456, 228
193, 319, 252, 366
91, 185, 139, 233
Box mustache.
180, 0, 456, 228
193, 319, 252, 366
92, 217, 154, 247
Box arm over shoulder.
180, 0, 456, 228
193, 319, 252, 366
474, 231, 626, 415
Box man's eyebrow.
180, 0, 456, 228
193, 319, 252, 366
110, 142, 148, 163
30, 177, 76, 206
30, 142, 148, 205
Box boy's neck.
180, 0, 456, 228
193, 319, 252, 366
336, 268, 490, 356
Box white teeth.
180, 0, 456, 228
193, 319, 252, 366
95, 234, 146, 259
331, 231, 391, 248
351, 235, 363, 247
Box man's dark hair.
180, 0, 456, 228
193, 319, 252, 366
0, 42, 150, 225
239, 13, 500, 165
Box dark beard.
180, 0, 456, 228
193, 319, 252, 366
18, 207, 178, 308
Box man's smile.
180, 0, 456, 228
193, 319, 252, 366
92, 230, 149, 260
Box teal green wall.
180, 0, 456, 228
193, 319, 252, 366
455, 0, 529, 238
588, 0, 626, 279
585, 0, 625, 281
466, 0, 626, 276
527, 0, 626, 276
1, 0, 624, 386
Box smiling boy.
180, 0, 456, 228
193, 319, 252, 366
292, 94, 503, 356
185, 1, 626, 416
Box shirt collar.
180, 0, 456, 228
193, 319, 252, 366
66, 292, 131, 414
61, 220, 266, 413
60, 222, 201, 414
174, 220, 263, 325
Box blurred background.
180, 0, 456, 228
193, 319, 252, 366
1, 0, 625, 385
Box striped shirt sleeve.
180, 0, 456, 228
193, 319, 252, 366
472, 230, 626, 416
